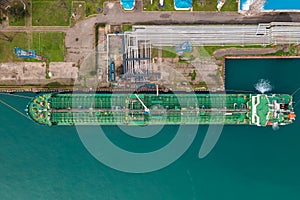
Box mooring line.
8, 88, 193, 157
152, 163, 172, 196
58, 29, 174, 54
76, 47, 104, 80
0, 99, 30, 120
292, 87, 300, 97
294, 99, 300, 108
0, 93, 33, 99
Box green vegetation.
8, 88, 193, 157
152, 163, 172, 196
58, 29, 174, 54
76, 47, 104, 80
122, 24, 132, 32
198, 81, 207, 87
182, 50, 192, 58
71, 1, 86, 26
85, 0, 104, 16
287, 44, 299, 55
8, 14, 25, 26
220, 0, 238, 11
151, 46, 177, 58
31, 0, 105, 26
162, 46, 177, 58
193, 0, 217, 11
195, 46, 211, 57
45, 82, 62, 86
203, 44, 300, 58
191, 81, 208, 89
32, 0, 72, 26
0, 32, 27, 62
46, 71, 51, 79
152, 47, 158, 57
143, 0, 176, 11
7, 0, 26, 26
189, 70, 197, 81
264, 49, 296, 57
0, 31, 65, 62
203, 45, 264, 56
30, 32, 65, 62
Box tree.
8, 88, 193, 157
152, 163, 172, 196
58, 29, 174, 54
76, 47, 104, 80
7, 1, 26, 20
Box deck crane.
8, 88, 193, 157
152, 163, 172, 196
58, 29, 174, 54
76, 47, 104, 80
134, 94, 150, 114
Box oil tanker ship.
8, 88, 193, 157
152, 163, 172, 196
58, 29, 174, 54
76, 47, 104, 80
26, 93, 296, 127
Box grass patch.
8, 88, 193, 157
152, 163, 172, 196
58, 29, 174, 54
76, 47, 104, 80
264, 50, 289, 56
71, 1, 86, 26
7, 0, 26, 26
179, 50, 195, 62
0, 32, 28, 62
195, 46, 211, 57
85, 0, 104, 16
30, 32, 65, 62
221, 0, 238, 11
182, 50, 194, 59
162, 46, 177, 58
8, 14, 25, 26
193, 0, 217, 11
288, 44, 299, 55
31, 1, 105, 26
143, 0, 176, 11
45, 82, 62, 86
151, 46, 177, 58
122, 24, 132, 32
32, 1, 72, 26
203, 45, 300, 58
152, 47, 158, 57
203, 45, 264, 56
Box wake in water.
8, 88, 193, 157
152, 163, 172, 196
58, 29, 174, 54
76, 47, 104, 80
272, 123, 280, 131
255, 79, 272, 94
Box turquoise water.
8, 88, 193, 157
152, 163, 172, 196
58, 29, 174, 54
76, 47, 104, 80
1, 58, 300, 199
240, 0, 300, 11
174, 0, 192, 9
120, 0, 135, 10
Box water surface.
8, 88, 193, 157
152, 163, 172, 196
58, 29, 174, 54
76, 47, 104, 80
1, 58, 300, 199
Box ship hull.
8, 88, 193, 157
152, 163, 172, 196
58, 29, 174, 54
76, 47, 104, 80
26, 93, 295, 126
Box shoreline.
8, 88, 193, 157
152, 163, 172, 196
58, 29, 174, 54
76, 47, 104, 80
1, 56, 300, 93
225, 55, 300, 59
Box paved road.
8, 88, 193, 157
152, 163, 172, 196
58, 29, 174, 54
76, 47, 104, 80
2, 1, 300, 62
64, 2, 300, 62
100, 1, 300, 25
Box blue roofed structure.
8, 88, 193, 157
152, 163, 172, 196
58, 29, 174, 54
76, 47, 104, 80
174, 0, 192, 10
14, 48, 36, 59
120, 0, 135, 10
176, 41, 192, 54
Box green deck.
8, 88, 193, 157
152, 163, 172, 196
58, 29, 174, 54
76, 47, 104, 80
26, 93, 295, 127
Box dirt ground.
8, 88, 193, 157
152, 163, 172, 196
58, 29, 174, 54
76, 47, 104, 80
0, 62, 46, 85
0, 62, 79, 86
49, 62, 78, 79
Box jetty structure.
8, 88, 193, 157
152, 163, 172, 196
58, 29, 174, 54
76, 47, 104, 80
26, 93, 296, 126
